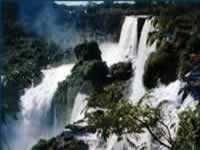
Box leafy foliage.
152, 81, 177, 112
86, 100, 160, 140
175, 106, 200, 150
86, 82, 124, 109
1, 2, 65, 122
144, 6, 200, 89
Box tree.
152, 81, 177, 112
85, 85, 173, 150
174, 106, 200, 150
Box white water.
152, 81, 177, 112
130, 18, 156, 102
115, 17, 197, 150
119, 16, 138, 61
100, 16, 197, 150
5, 15, 198, 150
70, 93, 87, 124
100, 16, 138, 67
8, 64, 74, 150
100, 17, 156, 150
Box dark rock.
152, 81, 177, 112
143, 50, 179, 89
32, 133, 89, 150
110, 62, 132, 81
32, 139, 48, 150
65, 124, 96, 134
74, 41, 102, 61
32, 72, 43, 87
137, 18, 146, 45
83, 60, 109, 83
52, 42, 109, 127
187, 35, 200, 51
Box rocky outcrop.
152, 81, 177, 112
52, 41, 109, 127
74, 41, 102, 61
143, 50, 179, 89
110, 62, 132, 81
32, 134, 89, 150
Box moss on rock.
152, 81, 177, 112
52, 42, 109, 126
74, 41, 102, 61
110, 62, 132, 81
32, 134, 89, 150
143, 50, 179, 89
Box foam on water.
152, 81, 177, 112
8, 64, 74, 150
5, 15, 198, 150
100, 16, 138, 67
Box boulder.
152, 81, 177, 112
74, 41, 102, 61
52, 42, 109, 127
32, 133, 89, 150
110, 62, 132, 81
83, 60, 109, 82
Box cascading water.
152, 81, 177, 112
101, 17, 157, 150
100, 16, 197, 150
70, 93, 87, 124
123, 17, 197, 149
100, 16, 138, 66
7, 64, 74, 150
4, 14, 198, 150
118, 16, 138, 60
130, 18, 156, 102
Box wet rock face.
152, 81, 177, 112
31, 134, 89, 150
52, 42, 109, 127
137, 18, 146, 42
143, 50, 179, 89
110, 62, 133, 81
83, 60, 109, 83
74, 41, 102, 61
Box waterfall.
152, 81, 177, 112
130, 18, 156, 102
70, 93, 87, 124
118, 16, 138, 60
100, 16, 138, 66
124, 18, 197, 149
4, 14, 198, 150
101, 16, 197, 150
8, 64, 74, 150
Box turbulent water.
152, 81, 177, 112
70, 93, 87, 124
6, 64, 74, 150
130, 18, 156, 102
100, 16, 138, 66
5, 15, 198, 150
100, 16, 197, 150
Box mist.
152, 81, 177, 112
17, 0, 88, 50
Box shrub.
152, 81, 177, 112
86, 81, 124, 109
174, 106, 200, 150
86, 100, 160, 140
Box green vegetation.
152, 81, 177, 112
52, 41, 109, 126
3, 2, 200, 150
85, 85, 174, 149
1, 2, 67, 122
86, 99, 161, 140
174, 106, 200, 150
86, 82, 125, 109
31, 134, 89, 150
85, 80, 200, 150
143, 50, 179, 89
144, 6, 200, 89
